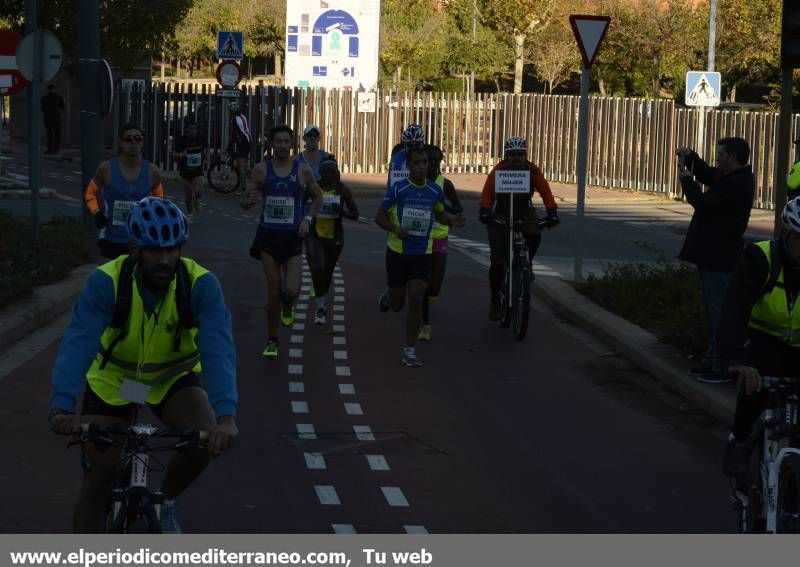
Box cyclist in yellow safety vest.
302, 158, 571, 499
48, 196, 238, 534
717, 197, 800, 486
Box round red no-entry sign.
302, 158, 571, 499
0, 30, 28, 96
216, 60, 241, 88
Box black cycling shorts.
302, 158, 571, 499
80, 372, 202, 421
230, 142, 251, 159
254, 225, 303, 265
385, 248, 432, 287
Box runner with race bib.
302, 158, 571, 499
306, 159, 360, 325
84, 123, 165, 260
375, 145, 466, 367
240, 125, 323, 360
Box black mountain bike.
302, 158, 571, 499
70, 416, 207, 533
206, 148, 241, 194
490, 217, 552, 341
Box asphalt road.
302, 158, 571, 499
0, 155, 737, 532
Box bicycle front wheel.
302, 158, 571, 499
207, 160, 240, 194
511, 259, 530, 340
777, 454, 800, 533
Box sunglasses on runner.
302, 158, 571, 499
122, 135, 144, 143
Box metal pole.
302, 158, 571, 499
707, 0, 717, 72
79, 0, 104, 262
25, 0, 41, 242
470, 0, 476, 97
573, 65, 590, 281
773, 66, 794, 236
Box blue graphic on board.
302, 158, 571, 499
284, 0, 379, 90
313, 10, 359, 35
217, 31, 244, 60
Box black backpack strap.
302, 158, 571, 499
100, 256, 137, 369
760, 239, 784, 296
173, 260, 194, 351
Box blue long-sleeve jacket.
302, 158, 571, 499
50, 267, 238, 418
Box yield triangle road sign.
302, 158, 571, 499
569, 15, 611, 69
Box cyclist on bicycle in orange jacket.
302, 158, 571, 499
479, 136, 559, 322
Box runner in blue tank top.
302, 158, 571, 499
241, 125, 323, 360
84, 123, 165, 260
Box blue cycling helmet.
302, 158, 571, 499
401, 124, 425, 144
128, 197, 188, 247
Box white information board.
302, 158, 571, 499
495, 170, 530, 194
285, 0, 380, 90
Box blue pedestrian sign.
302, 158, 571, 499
685, 71, 721, 107
217, 31, 243, 60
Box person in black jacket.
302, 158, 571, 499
40, 84, 64, 154
676, 137, 755, 383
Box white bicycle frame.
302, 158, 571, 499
735, 405, 800, 533
110, 423, 162, 523
761, 407, 800, 533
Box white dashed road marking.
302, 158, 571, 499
344, 402, 363, 415
335, 366, 351, 376
291, 401, 309, 414
404, 525, 429, 534
315, 486, 341, 506
366, 455, 390, 471
296, 423, 316, 439
353, 425, 375, 441
381, 487, 410, 507
304, 452, 327, 470
289, 382, 304, 393
332, 524, 357, 534
338, 384, 355, 395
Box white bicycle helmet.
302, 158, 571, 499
401, 124, 425, 144
504, 136, 527, 155
782, 197, 800, 232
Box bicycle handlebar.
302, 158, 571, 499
73, 423, 208, 450
485, 216, 554, 230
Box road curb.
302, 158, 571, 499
531, 275, 737, 426
0, 264, 95, 353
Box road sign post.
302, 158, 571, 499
569, 15, 611, 282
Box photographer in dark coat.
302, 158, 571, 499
676, 137, 755, 383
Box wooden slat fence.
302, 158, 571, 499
116, 83, 800, 209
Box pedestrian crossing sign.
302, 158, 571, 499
685, 71, 721, 107
217, 31, 244, 60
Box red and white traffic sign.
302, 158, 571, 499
216, 60, 241, 88
569, 15, 611, 69
0, 30, 28, 96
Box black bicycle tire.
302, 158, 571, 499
207, 160, 240, 194
499, 273, 512, 329
512, 262, 530, 340
777, 453, 800, 533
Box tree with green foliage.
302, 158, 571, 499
441, 0, 513, 92
379, 0, 448, 89
527, 12, 580, 94
714, 0, 780, 102
0, 0, 193, 73
482, 0, 555, 94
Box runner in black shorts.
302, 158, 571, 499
174, 121, 207, 222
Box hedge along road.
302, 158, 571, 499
0, 172, 737, 533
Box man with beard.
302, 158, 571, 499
48, 197, 238, 533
